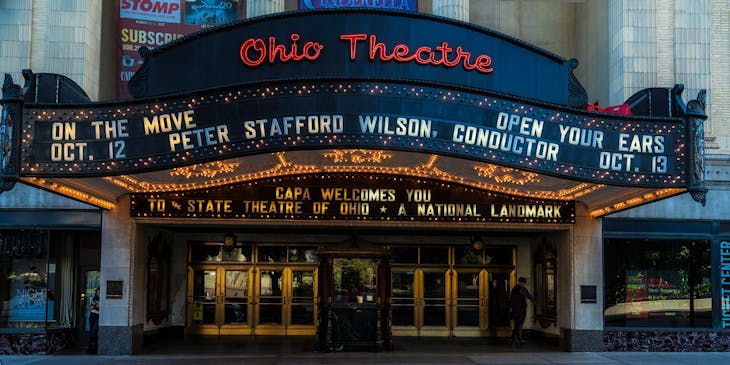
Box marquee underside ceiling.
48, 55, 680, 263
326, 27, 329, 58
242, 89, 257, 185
21, 149, 685, 218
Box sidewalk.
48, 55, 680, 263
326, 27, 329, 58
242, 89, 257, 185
4, 351, 730, 365
2, 336, 729, 365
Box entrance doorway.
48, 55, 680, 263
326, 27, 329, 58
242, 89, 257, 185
185, 240, 520, 341
77, 269, 100, 350
316, 244, 392, 351
254, 266, 317, 335
186, 242, 318, 335
331, 258, 378, 344
188, 266, 253, 335
391, 245, 515, 337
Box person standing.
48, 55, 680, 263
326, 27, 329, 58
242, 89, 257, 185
87, 288, 100, 354
510, 277, 535, 345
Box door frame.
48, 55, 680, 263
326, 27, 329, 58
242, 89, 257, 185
186, 264, 254, 335
76, 267, 100, 350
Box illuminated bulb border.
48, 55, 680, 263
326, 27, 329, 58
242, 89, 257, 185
22, 177, 117, 210
103, 152, 604, 201
588, 188, 684, 217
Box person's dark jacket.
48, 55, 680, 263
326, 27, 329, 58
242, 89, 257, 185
510, 286, 534, 319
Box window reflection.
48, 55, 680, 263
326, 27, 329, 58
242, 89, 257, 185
289, 247, 317, 263
334, 259, 376, 304
604, 239, 711, 328
258, 246, 287, 263
1, 230, 85, 330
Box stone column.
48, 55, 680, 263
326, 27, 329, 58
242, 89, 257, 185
246, 0, 284, 18
432, 0, 468, 22
709, 0, 727, 144
98, 195, 145, 355
29, 0, 49, 72
656, 0, 675, 87
558, 204, 604, 351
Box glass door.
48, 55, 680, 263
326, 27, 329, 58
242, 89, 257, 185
254, 266, 318, 335
391, 270, 417, 335
288, 268, 317, 335
187, 266, 253, 335
188, 267, 218, 334
393, 268, 488, 336
332, 258, 378, 344
78, 269, 100, 351
220, 269, 251, 334
487, 271, 513, 335
254, 267, 285, 334
452, 269, 486, 336
420, 269, 449, 336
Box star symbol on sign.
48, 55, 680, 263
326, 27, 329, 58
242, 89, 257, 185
380, 206, 388, 213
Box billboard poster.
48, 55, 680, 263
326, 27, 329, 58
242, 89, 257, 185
117, 0, 244, 99
185, 0, 239, 25
120, 0, 182, 23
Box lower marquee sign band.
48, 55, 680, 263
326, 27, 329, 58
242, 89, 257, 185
22, 81, 687, 186
130, 174, 576, 223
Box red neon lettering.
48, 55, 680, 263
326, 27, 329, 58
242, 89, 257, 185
414, 47, 431, 65
240, 34, 324, 66
240, 39, 266, 66
340, 34, 368, 60
340, 34, 493, 74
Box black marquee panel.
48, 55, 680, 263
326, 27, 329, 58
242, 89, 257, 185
21, 80, 686, 187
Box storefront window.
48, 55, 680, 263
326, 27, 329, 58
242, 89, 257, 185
1, 230, 77, 329
604, 239, 711, 328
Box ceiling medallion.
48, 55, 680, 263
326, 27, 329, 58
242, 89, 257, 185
169, 161, 240, 179
474, 164, 540, 185
323, 149, 393, 163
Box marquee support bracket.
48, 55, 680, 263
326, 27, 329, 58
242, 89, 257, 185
685, 89, 708, 206
0, 73, 25, 195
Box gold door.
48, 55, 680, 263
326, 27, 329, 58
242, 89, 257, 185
187, 265, 253, 335
220, 268, 252, 334
393, 268, 488, 337
391, 269, 417, 335
255, 267, 285, 334
419, 269, 449, 336
287, 268, 317, 335
451, 269, 487, 336
254, 266, 317, 335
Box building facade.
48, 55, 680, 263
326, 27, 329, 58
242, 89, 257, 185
1, 0, 728, 355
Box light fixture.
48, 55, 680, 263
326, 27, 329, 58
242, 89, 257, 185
223, 232, 236, 249
471, 235, 484, 250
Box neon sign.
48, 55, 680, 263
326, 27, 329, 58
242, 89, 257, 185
239, 33, 493, 74
240, 34, 324, 66
340, 34, 493, 73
